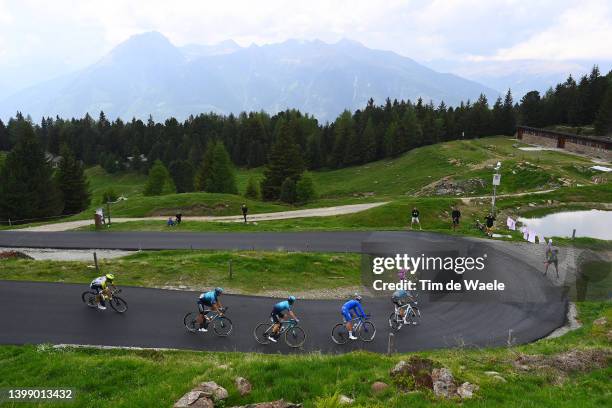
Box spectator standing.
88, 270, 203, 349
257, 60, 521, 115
451, 206, 461, 231
410, 207, 421, 230
241, 203, 248, 223
484, 213, 496, 236
544, 248, 559, 278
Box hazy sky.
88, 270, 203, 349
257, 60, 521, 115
1, 0, 611, 95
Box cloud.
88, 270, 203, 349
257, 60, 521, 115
485, 0, 612, 60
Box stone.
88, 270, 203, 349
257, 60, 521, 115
195, 381, 229, 401
389, 356, 435, 390
484, 371, 500, 376
593, 317, 607, 326
493, 375, 507, 383
173, 391, 213, 408
235, 377, 252, 396
431, 368, 456, 398
338, 394, 354, 405
371, 381, 389, 393
457, 382, 477, 399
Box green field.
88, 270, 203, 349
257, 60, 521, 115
0, 250, 360, 295
0, 301, 609, 407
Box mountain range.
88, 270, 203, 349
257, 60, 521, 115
0, 31, 500, 122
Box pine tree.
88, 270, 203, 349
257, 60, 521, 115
594, 83, 612, 135
207, 142, 237, 194
501, 89, 516, 135
169, 160, 195, 193
144, 160, 175, 196
56, 144, 91, 214
0, 120, 63, 220
0, 119, 9, 151
295, 172, 316, 204
261, 121, 305, 200
245, 176, 260, 199
195, 141, 215, 191
279, 178, 297, 204
361, 118, 377, 163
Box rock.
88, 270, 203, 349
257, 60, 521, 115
606, 329, 612, 342
194, 381, 228, 401
593, 317, 607, 326
431, 368, 456, 398
484, 371, 500, 376
235, 377, 252, 396
229, 400, 301, 408
493, 375, 507, 383
338, 394, 354, 405
173, 391, 213, 408
457, 382, 478, 399
371, 382, 389, 393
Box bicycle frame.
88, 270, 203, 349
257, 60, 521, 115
394, 302, 419, 323
278, 318, 298, 334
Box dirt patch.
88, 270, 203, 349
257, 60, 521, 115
422, 178, 487, 196
513, 349, 611, 381
0, 250, 34, 260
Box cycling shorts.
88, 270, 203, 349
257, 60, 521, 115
342, 308, 354, 322
270, 310, 286, 323
90, 283, 103, 294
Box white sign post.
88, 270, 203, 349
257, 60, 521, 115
492, 165, 501, 214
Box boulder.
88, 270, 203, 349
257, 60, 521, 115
371, 382, 389, 393
173, 391, 213, 408
390, 357, 434, 390
493, 375, 507, 383
431, 368, 456, 398
194, 381, 229, 401
338, 395, 354, 405
457, 382, 478, 399
235, 377, 252, 396
593, 317, 607, 326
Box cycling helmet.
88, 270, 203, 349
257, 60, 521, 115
354, 293, 362, 301
288, 295, 296, 304
105, 273, 115, 281
214, 287, 224, 295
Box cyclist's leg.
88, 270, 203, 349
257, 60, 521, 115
342, 308, 353, 331
196, 301, 206, 325
270, 312, 281, 335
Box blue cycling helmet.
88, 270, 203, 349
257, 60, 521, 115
215, 287, 224, 295
288, 295, 296, 304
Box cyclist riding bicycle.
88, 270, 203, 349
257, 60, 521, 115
268, 296, 298, 343
342, 294, 366, 340
90, 273, 116, 310
391, 289, 416, 325
196, 287, 224, 332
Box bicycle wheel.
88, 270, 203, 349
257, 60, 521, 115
388, 312, 402, 331
184, 312, 199, 333
358, 321, 376, 342
213, 316, 233, 337
284, 325, 306, 348
331, 323, 349, 345
110, 296, 128, 313
81, 291, 97, 308
254, 322, 272, 345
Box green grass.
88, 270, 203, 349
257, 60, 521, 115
0, 301, 609, 407
0, 250, 360, 294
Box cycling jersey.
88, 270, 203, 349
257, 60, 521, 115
198, 291, 218, 306
273, 300, 291, 314
90, 276, 109, 290
342, 299, 365, 321
392, 289, 411, 306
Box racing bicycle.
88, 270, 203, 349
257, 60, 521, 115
184, 307, 233, 337
388, 301, 421, 331
254, 318, 306, 348
331, 315, 376, 344
81, 287, 128, 313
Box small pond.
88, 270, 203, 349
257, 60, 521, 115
518, 210, 612, 240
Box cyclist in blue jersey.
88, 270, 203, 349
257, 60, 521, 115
196, 287, 224, 332
268, 296, 298, 342
342, 294, 366, 340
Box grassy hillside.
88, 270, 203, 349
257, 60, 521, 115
0, 301, 609, 407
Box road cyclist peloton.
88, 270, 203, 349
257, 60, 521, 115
196, 287, 225, 332
342, 293, 367, 340
89, 273, 117, 310
268, 296, 299, 342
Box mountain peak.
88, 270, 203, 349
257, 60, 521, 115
103, 31, 183, 65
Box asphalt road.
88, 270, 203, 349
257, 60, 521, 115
0, 230, 568, 353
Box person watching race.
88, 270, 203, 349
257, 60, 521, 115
268, 296, 298, 342
90, 273, 116, 310
392, 289, 416, 326
196, 287, 224, 332
342, 294, 366, 340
